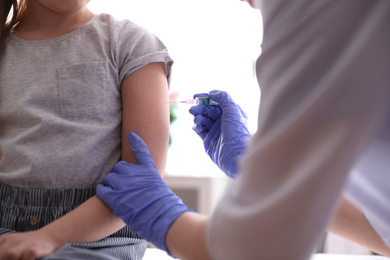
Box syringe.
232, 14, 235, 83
171, 97, 219, 106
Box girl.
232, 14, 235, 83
0, 0, 172, 259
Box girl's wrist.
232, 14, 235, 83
38, 224, 67, 251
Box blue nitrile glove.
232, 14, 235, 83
189, 90, 251, 179
96, 132, 189, 254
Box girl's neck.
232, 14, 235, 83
12, 5, 94, 41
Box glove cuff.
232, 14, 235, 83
131, 192, 191, 255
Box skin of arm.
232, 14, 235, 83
165, 197, 390, 260
120, 62, 169, 177
0, 62, 170, 260
166, 212, 212, 260
329, 197, 390, 257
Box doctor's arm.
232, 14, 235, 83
191, 90, 390, 258
0, 62, 170, 259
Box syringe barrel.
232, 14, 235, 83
195, 97, 219, 106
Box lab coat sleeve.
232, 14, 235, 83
207, 1, 390, 259
345, 140, 390, 247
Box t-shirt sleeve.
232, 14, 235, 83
115, 20, 173, 85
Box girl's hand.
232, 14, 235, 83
0, 230, 61, 260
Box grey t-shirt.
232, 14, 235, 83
0, 14, 173, 189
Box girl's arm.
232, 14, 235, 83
0, 62, 170, 259
329, 197, 390, 257
120, 62, 170, 176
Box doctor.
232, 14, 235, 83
97, 0, 390, 259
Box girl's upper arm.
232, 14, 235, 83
120, 62, 170, 176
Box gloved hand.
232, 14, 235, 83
96, 132, 189, 253
189, 90, 251, 179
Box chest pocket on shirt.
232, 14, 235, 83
58, 62, 107, 118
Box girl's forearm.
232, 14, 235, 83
39, 196, 125, 250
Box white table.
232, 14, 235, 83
144, 248, 175, 260
143, 249, 390, 260
312, 254, 389, 260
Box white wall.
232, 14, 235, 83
88, 0, 263, 176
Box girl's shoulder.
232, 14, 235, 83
92, 13, 147, 36
92, 13, 163, 49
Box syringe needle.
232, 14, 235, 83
165, 99, 195, 104
180, 99, 196, 104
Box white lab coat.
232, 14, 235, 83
346, 137, 390, 247
207, 1, 390, 259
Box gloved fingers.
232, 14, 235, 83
128, 132, 155, 167
193, 113, 205, 125
194, 114, 216, 131
193, 90, 234, 111
209, 90, 248, 122
188, 104, 203, 116
189, 105, 222, 121
192, 92, 209, 99
192, 123, 207, 139
238, 105, 248, 119
96, 183, 112, 195
101, 170, 131, 190
189, 104, 212, 116
193, 113, 216, 129
207, 106, 222, 121
96, 184, 115, 204
203, 118, 221, 150
101, 172, 115, 187
96, 185, 121, 213
208, 90, 233, 108
111, 160, 135, 176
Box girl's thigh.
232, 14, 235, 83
43, 237, 147, 260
